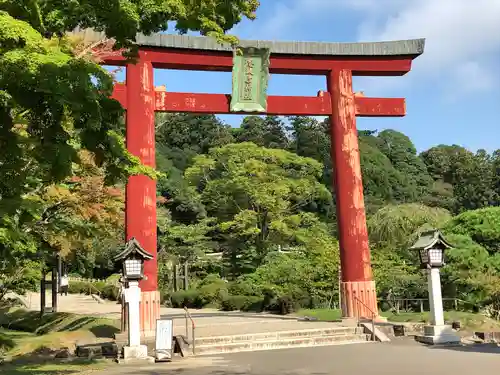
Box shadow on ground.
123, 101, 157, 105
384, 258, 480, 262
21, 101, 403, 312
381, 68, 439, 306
428, 343, 500, 354
0, 307, 119, 338
115, 369, 329, 375
1, 358, 109, 375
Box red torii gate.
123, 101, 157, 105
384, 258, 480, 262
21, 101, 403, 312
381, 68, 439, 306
76, 29, 424, 335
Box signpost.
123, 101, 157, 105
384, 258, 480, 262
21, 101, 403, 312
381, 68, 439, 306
230, 47, 270, 113
155, 319, 174, 361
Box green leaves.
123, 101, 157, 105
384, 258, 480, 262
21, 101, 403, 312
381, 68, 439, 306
0, 0, 262, 298
1, 0, 259, 47
163, 142, 335, 276
445, 207, 500, 254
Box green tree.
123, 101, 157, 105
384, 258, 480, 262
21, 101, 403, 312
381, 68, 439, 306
368, 203, 452, 252
155, 113, 234, 224
445, 207, 500, 254
286, 116, 331, 187
375, 130, 432, 200
368, 203, 451, 304
421, 145, 497, 212
1, 1, 259, 47
440, 233, 500, 305
358, 137, 413, 212
234, 116, 289, 149
184, 143, 333, 270
235, 217, 340, 307
1, 1, 260, 295
156, 113, 234, 171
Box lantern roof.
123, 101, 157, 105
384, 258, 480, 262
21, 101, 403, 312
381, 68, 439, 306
114, 237, 153, 262
409, 229, 453, 251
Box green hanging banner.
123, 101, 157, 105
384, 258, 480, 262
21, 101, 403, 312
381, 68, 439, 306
230, 47, 270, 113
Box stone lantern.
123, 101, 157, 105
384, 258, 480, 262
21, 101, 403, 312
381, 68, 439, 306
410, 230, 460, 345
114, 237, 153, 361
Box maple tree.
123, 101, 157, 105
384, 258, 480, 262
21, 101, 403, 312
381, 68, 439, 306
0, 0, 260, 297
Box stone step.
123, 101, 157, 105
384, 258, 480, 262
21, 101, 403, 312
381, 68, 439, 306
194, 327, 364, 346
194, 333, 371, 356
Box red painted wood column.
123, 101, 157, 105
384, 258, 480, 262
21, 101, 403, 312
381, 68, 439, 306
327, 69, 378, 319
125, 57, 160, 336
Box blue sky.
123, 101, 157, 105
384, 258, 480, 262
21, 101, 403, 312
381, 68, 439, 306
130, 0, 500, 153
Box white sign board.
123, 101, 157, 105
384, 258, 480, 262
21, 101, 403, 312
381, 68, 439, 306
155, 319, 173, 351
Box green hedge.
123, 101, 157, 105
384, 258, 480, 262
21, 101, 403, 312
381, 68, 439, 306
169, 289, 297, 314
68, 280, 119, 301
171, 290, 203, 309
220, 295, 264, 312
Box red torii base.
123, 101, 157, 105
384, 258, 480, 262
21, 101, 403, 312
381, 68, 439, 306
77, 29, 424, 334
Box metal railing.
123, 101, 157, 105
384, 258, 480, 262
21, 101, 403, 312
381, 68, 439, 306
377, 297, 488, 313
353, 296, 376, 341
184, 306, 196, 355
378, 297, 462, 313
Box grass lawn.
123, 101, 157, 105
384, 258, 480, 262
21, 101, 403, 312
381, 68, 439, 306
0, 308, 120, 375
1, 358, 109, 375
296, 308, 500, 332
295, 308, 342, 321
0, 328, 114, 375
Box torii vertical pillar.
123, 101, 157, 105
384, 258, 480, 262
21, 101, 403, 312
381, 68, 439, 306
125, 59, 161, 337
328, 69, 378, 319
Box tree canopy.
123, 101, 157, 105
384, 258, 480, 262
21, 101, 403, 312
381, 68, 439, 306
0, 0, 260, 298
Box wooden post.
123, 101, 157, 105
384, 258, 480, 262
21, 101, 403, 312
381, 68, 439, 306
173, 264, 178, 292
57, 255, 62, 294
338, 266, 342, 312
51, 267, 58, 312
184, 262, 189, 290
328, 69, 377, 319
125, 59, 160, 337
40, 273, 46, 316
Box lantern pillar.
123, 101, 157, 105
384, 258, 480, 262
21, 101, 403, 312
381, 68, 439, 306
428, 268, 444, 326
122, 280, 149, 361
327, 69, 378, 319
416, 265, 460, 345
125, 59, 160, 337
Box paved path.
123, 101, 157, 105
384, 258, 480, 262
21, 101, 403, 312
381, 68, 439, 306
25, 292, 344, 338
98, 340, 500, 375
25, 292, 226, 319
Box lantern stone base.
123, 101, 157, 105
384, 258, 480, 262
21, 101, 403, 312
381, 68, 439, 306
415, 325, 461, 345
122, 345, 153, 363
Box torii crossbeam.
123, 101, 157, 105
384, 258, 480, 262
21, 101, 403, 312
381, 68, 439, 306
73, 29, 424, 336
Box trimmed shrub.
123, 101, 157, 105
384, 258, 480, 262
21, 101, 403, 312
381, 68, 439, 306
221, 295, 264, 312
67, 279, 120, 301
197, 275, 229, 307
170, 289, 202, 308
100, 284, 119, 301
68, 281, 92, 295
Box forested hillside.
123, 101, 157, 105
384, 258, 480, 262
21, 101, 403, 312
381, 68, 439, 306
3, 111, 500, 314
153, 114, 500, 312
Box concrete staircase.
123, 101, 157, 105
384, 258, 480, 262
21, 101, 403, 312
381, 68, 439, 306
193, 326, 371, 356
25, 293, 375, 357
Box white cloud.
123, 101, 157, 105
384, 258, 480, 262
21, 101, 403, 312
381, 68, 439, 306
243, 0, 500, 96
